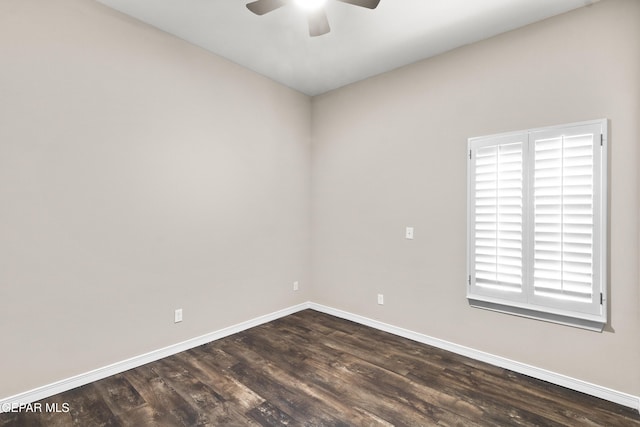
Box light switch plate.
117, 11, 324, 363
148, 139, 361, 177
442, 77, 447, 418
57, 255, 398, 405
406, 227, 414, 239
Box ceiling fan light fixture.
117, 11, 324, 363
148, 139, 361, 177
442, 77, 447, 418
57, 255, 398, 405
246, 0, 380, 37
294, 0, 327, 12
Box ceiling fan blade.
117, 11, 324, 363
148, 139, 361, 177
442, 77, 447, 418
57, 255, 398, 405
246, 0, 286, 15
335, 0, 380, 9
308, 9, 330, 37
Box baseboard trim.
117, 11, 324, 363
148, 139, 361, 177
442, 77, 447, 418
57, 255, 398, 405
308, 302, 640, 412
2, 301, 638, 414
0, 302, 311, 412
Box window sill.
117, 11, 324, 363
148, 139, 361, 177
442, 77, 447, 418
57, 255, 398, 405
468, 298, 606, 332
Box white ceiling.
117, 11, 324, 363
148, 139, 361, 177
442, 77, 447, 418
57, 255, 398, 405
95, 0, 597, 95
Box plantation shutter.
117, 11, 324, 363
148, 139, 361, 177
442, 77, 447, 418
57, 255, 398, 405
469, 134, 526, 301
529, 124, 603, 315
468, 120, 606, 329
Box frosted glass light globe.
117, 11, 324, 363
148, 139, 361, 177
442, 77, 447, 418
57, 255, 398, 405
294, 0, 328, 12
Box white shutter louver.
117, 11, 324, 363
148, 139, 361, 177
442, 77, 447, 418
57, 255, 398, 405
474, 142, 524, 293
533, 133, 594, 303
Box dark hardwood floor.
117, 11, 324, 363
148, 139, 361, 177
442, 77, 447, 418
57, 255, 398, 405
2, 309, 639, 426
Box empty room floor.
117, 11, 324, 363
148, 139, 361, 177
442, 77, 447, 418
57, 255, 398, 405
1, 310, 639, 426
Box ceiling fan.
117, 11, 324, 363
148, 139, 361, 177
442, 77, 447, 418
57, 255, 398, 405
246, 0, 381, 37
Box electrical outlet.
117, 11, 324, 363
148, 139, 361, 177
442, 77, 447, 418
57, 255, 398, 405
293, 281, 299, 291
377, 294, 384, 305
174, 308, 183, 323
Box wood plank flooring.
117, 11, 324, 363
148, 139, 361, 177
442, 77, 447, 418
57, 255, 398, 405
2, 309, 639, 426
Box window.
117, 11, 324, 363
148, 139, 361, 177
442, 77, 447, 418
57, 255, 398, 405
467, 119, 607, 331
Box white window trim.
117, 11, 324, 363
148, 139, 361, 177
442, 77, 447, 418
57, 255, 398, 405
467, 119, 608, 331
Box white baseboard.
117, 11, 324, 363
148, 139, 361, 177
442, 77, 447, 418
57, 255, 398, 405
0, 302, 311, 412
2, 301, 638, 414
308, 302, 640, 412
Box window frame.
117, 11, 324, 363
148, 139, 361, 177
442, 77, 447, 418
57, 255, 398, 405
467, 119, 608, 331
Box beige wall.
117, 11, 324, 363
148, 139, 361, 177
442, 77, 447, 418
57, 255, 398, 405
2, 0, 639, 403
0, 0, 311, 398
311, 0, 640, 396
